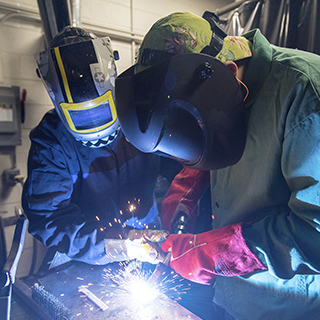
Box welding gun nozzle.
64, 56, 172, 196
148, 252, 171, 284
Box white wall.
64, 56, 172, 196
0, 0, 234, 277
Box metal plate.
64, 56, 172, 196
35, 261, 202, 320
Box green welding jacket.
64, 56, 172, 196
210, 29, 320, 318
22, 109, 181, 265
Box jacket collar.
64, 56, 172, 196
242, 29, 273, 108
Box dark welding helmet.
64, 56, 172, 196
35, 26, 120, 147
115, 53, 248, 170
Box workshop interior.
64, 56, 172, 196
0, 0, 319, 319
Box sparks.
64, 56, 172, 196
77, 262, 190, 318
102, 261, 188, 306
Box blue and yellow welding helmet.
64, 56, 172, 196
35, 26, 120, 147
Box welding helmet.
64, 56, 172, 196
35, 26, 120, 147
115, 53, 247, 170
115, 12, 247, 170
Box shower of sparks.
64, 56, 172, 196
101, 261, 190, 308
76, 261, 192, 319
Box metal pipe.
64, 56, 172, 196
0, 3, 144, 43
0, 2, 143, 84
131, 0, 137, 64
0, 2, 39, 16
71, 0, 81, 27
37, 0, 72, 47
80, 21, 144, 43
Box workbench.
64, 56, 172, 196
11, 260, 203, 320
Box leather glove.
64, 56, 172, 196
161, 223, 267, 285
104, 229, 169, 264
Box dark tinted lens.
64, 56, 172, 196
156, 104, 204, 163
69, 102, 113, 130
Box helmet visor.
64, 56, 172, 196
60, 90, 117, 133
154, 100, 205, 164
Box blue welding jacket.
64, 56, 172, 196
22, 109, 181, 264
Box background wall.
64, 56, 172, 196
0, 0, 234, 278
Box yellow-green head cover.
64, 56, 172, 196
136, 11, 252, 68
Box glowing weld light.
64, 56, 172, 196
126, 276, 160, 305
101, 262, 189, 310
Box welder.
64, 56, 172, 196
114, 11, 320, 319
21, 26, 182, 268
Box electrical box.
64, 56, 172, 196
0, 86, 21, 146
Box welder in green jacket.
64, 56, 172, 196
114, 11, 320, 319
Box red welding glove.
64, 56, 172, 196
161, 223, 267, 285
161, 167, 210, 233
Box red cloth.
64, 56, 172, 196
161, 223, 267, 285
161, 167, 210, 232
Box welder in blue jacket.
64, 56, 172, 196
22, 26, 181, 266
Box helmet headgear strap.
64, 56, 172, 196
201, 11, 227, 57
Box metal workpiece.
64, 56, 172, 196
16, 261, 201, 320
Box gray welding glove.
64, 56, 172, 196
104, 229, 169, 264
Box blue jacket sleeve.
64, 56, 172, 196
22, 114, 119, 265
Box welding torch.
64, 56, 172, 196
148, 211, 189, 284
147, 252, 172, 285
